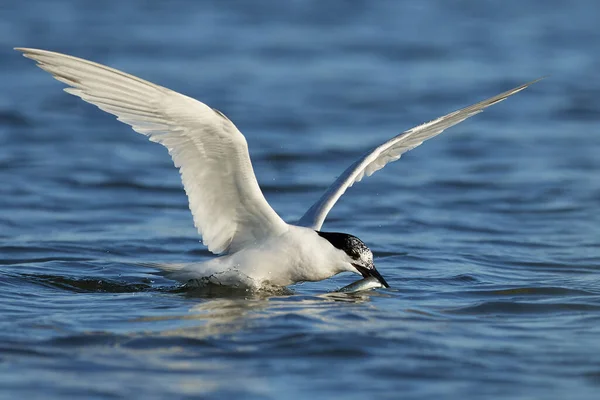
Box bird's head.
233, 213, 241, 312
316, 231, 389, 288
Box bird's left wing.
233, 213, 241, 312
16, 48, 288, 254
298, 79, 541, 230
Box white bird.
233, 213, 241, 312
16, 48, 539, 290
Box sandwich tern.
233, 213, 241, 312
16, 48, 539, 290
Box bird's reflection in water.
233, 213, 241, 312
133, 279, 382, 340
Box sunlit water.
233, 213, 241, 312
1, 1, 600, 399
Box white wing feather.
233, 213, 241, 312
299, 78, 542, 230
16, 48, 288, 254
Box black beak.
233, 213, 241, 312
353, 263, 390, 288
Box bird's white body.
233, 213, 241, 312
16, 47, 539, 290
162, 225, 355, 289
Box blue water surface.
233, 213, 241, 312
1, 1, 600, 399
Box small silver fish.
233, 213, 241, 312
336, 276, 385, 293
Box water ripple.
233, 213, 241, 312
2, 1, 600, 399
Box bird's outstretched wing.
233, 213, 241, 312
16, 48, 288, 254
298, 78, 542, 230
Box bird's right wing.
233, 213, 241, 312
298, 79, 541, 230
17, 48, 288, 254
